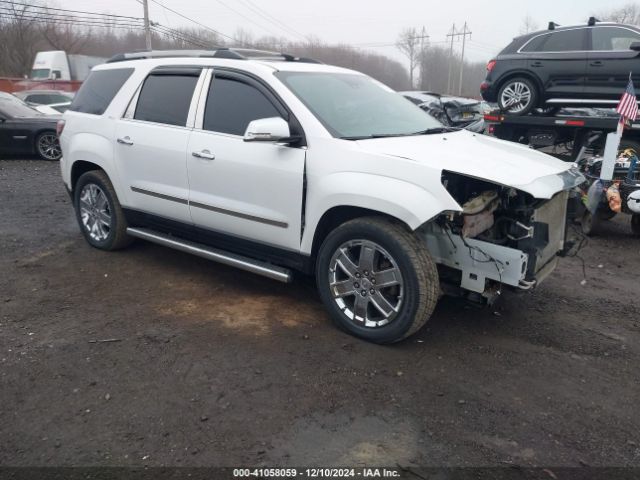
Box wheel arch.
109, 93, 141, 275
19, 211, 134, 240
71, 160, 105, 191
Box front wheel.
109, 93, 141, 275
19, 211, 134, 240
316, 217, 439, 344
498, 77, 538, 115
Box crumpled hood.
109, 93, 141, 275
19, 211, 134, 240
355, 130, 582, 199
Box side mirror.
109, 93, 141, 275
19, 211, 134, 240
243, 117, 300, 144
630, 42, 640, 52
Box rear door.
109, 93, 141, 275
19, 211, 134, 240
586, 25, 640, 99
521, 28, 588, 99
186, 69, 306, 251
114, 67, 204, 222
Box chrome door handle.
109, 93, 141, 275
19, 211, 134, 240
589, 61, 604, 67
192, 150, 215, 160
117, 136, 134, 146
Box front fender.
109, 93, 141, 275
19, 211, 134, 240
300, 172, 461, 254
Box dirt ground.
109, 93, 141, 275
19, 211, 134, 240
1, 158, 639, 468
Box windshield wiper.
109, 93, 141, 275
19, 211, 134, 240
340, 127, 459, 141
409, 127, 460, 135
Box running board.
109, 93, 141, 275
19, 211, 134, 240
126, 227, 292, 283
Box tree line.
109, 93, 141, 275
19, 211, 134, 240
1, 0, 638, 97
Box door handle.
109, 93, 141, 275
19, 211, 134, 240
192, 150, 215, 160
589, 61, 604, 67
531, 61, 543, 67
117, 136, 134, 146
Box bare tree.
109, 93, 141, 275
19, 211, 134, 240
396, 27, 420, 89
519, 14, 539, 35
597, 3, 640, 25
0, 1, 43, 77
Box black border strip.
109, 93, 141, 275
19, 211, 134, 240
130, 186, 288, 228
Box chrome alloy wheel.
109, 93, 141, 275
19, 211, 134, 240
500, 81, 532, 113
328, 240, 404, 328
79, 184, 111, 242
37, 133, 62, 160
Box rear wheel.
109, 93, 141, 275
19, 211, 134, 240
74, 170, 132, 250
316, 217, 439, 344
498, 77, 538, 115
35, 131, 61, 161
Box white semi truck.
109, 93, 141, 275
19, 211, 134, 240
30, 51, 106, 81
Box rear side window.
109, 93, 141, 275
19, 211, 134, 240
592, 27, 640, 51
203, 77, 282, 135
543, 29, 586, 52
69, 68, 133, 115
134, 73, 198, 126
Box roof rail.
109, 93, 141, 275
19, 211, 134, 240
588, 16, 599, 26
548, 21, 560, 30
106, 48, 322, 64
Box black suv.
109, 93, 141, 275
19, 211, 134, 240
481, 21, 640, 115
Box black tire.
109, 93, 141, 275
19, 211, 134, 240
73, 170, 132, 250
35, 131, 62, 161
632, 214, 640, 237
497, 77, 539, 115
315, 216, 439, 344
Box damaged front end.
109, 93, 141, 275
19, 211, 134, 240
418, 171, 578, 304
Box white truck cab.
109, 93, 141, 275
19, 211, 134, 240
58, 49, 584, 344
31, 51, 106, 81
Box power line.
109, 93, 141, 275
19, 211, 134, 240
141, 0, 234, 42
233, 0, 307, 41
1, 13, 146, 30
0, 0, 143, 21
0, 7, 144, 26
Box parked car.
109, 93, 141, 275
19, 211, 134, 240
59, 49, 583, 344
0, 92, 61, 160
481, 20, 640, 115
14, 89, 74, 114
401, 91, 485, 132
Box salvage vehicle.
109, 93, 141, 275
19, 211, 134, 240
481, 19, 640, 115
14, 89, 74, 114
0, 92, 61, 160
401, 91, 485, 132
58, 49, 584, 343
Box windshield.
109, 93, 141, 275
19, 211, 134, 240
30, 68, 51, 80
275, 72, 443, 139
0, 95, 40, 118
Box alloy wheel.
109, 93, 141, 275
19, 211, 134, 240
79, 183, 112, 242
37, 133, 62, 160
500, 81, 532, 113
328, 239, 404, 328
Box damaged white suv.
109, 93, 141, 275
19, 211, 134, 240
59, 49, 583, 344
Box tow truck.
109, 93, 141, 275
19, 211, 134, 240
484, 110, 640, 236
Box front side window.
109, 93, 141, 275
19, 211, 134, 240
134, 73, 199, 126
276, 72, 442, 139
30, 68, 50, 79
70, 68, 133, 115
203, 77, 282, 135
592, 27, 640, 51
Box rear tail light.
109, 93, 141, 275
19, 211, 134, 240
56, 119, 65, 137
486, 59, 497, 72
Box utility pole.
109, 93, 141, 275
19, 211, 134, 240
446, 24, 456, 94
458, 22, 471, 95
142, 0, 152, 51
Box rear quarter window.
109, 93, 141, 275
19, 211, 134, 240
69, 68, 134, 115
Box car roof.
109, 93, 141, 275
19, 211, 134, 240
94, 51, 360, 76
514, 22, 638, 43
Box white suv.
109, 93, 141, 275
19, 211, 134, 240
59, 49, 583, 344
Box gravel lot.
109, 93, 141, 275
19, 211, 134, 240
1, 159, 639, 468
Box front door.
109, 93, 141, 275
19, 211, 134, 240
586, 25, 640, 99
186, 70, 305, 251
114, 67, 203, 222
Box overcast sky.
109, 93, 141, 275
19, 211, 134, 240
57, 0, 627, 64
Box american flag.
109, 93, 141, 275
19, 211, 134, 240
616, 76, 638, 122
